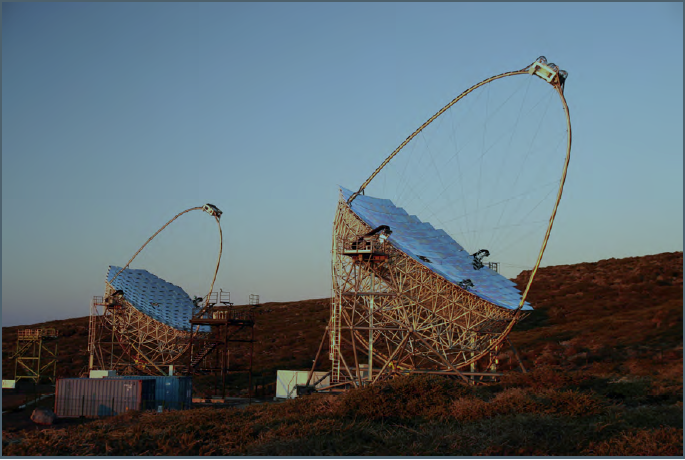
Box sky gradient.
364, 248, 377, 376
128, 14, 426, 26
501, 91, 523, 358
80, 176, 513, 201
3, 2, 683, 327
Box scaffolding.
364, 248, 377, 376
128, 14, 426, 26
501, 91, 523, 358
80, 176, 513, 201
310, 57, 572, 389
311, 197, 526, 389
13, 329, 59, 383
88, 291, 192, 376
187, 297, 256, 398
89, 288, 258, 390
249, 294, 260, 307
88, 204, 225, 377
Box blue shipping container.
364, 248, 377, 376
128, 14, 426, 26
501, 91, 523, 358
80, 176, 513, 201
109, 376, 192, 410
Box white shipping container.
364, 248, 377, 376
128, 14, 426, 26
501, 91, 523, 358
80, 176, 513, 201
89, 370, 118, 378
276, 370, 330, 399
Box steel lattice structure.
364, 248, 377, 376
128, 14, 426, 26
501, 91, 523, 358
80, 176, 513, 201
89, 292, 195, 376
314, 57, 571, 388
88, 204, 223, 376
327, 195, 521, 386
12, 329, 59, 383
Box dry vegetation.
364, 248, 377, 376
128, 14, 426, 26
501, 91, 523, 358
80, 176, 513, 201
3, 371, 682, 456
2, 251, 682, 455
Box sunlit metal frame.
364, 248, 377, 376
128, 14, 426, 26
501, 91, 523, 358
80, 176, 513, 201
326, 196, 524, 386
88, 205, 222, 376
88, 292, 199, 376
321, 57, 571, 386
13, 329, 59, 383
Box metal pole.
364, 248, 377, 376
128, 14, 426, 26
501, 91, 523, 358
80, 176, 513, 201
248, 323, 254, 405
110, 313, 115, 369
350, 325, 362, 387
306, 323, 330, 386
188, 325, 195, 376
214, 340, 219, 396
223, 323, 228, 399
371, 333, 410, 385
470, 335, 475, 378
368, 269, 374, 384
37, 337, 42, 383
507, 338, 527, 374
14, 335, 18, 382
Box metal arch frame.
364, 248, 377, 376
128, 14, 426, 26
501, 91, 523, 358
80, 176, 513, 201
110, 205, 223, 311
347, 56, 571, 324
90, 205, 223, 376
322, 57, 571, 385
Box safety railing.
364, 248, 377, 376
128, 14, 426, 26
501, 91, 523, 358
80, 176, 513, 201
18, 329, 58, 339
210, 309, 255, 322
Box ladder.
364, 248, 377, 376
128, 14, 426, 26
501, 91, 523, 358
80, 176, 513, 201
87, 297, 102, 357
329, 297, 342, 383
191, 342, 218, 368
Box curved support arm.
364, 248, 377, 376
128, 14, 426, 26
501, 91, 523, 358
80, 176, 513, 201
348, 57, 568, 205
196, 216, 223, 317
110, 205, 224, 316
344, 57, 572, 366
474, 64, 572, 356
463, 80, 570, 365
347, 65, 532, 205
516, 84, 571, 309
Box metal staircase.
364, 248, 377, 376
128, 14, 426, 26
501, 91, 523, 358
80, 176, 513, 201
190, 342, 218, 368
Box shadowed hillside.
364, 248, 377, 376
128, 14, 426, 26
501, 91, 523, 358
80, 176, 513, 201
3, 252, 682, 455
509, 251, 682, 380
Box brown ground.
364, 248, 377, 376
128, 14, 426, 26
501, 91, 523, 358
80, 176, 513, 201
509, 251, 683, 377
2, 386, 94, 434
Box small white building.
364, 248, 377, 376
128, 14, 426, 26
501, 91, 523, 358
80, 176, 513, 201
275, 370, 330, 400
89, 370, 117, 378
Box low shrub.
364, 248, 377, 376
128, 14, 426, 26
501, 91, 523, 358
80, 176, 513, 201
498, 365, 589, 391
334, 374, 470, 421
535, 388, 605, 417
584, 427, 683, 456
449, 396, 492, 422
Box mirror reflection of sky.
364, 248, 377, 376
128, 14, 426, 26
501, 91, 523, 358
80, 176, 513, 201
2, 3, 682, 326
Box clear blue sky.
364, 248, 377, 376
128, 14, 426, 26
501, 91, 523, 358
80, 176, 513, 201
3, 3, 683, 327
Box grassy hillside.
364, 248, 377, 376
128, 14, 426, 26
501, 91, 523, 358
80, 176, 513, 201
509, 251, 683, 379
2, 251, 682, 455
